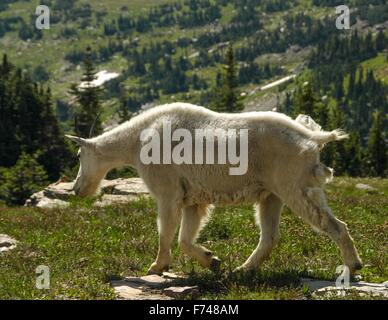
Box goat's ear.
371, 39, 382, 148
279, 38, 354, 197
65, 135, 91, 148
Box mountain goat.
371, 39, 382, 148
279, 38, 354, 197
66, 102, 362, 276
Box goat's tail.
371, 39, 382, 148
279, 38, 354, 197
309, 129, 349, 147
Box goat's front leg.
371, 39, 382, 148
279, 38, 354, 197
148, 199, 181, 275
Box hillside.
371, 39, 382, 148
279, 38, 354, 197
0, 0, 386, 123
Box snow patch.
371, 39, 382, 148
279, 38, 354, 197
79, 70, 120, 89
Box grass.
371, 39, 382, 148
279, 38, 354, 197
0, 177, 387, 300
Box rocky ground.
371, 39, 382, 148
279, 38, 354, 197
110, 273, 388, 300
110, 273, 200, 300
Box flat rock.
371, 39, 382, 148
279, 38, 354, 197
110, 279, 170, 300
0, 234, 18, 253
163, 286, 200, 299
111, 273, 190, 300
301, 278, 388, 298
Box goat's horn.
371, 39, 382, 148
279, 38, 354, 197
89, 112, 102, 138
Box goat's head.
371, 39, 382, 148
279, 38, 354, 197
65, 135, 110, 197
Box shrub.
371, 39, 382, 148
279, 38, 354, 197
0, 153, 48, 206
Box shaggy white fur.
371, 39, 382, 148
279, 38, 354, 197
66, 102, 362, 275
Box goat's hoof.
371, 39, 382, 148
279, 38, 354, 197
147, 263, 169, 276
209, 257, 222, 273
147, 269, 162, 276
232, 265, 256, 277
348, 260, 363, 279
232, 265, 246, 275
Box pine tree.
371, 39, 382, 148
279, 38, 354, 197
0, 54, 74, 180
0, 54, 19, 167
347, 66, 356, 99
344, 133, 363, 176
70, 47, 103, 138
117, 97, 133, 124
367, 111, 387, 177
282, 91, 293, 115
212, 45, 243, 113
321, 102, 347, 174
375, 30, 386, 52
38, 86, 74, 180
293, 81, 316, 118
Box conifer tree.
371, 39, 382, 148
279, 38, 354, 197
212, 45, 243, 113
70, 47, 103, 138
367, 111, 387, 177
292, 82, 316, 118
320, 101, 347, 174
117, 97, 133, 124
347, 66, 356, 99
344, 133, 363, 176
375, 30, 386, 52
0, 54, 74, 179
38, 86, 74, 180
0, 54, 19, 167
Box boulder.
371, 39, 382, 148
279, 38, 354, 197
25, 178, 149, 208
43, 182, 74, 200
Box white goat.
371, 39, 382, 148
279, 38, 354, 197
66, 102, 362, 276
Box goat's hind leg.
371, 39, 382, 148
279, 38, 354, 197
287, 187, 362, 276
235, 193, 283, 272
179, 204, 221, 271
